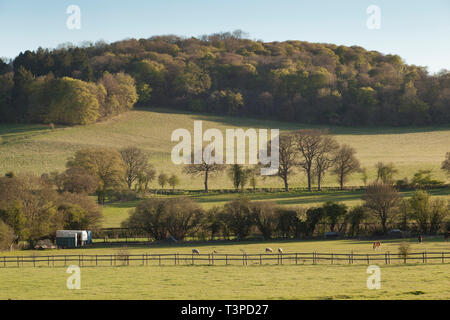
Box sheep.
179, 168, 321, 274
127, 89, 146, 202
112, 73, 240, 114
265, 247, 273, 253
278, 248, 283, 254
192, 249, 200, 255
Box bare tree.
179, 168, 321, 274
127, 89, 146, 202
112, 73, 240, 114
136, 166, 156, 193
294, 129, 326, 192
332, 144, 361, 190
442, 152, 450, 175
375, 162, 398, 184
277, 134, 297, 191
120, 147, 150, 189
314, 136, 339, 191
184, 161, 224, 193
363, 182, 401, 234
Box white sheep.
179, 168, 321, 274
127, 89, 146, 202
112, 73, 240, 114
192, 249, 200, 255
265, 247, 273, 253
278, 248, 283, 254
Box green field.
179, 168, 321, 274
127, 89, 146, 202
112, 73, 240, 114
1, 108, 449, 191
0, 239, 449, 300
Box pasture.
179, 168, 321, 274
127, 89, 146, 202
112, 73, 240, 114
0, 238, 449, 300
1, 108, 449, 191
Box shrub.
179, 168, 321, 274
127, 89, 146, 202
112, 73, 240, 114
0, 220, 15, 251
398, 242, 411, 263
123, 197, 203, 241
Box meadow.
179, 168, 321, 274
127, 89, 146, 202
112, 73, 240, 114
0, 238, 449, 300
1, 108, 449, 191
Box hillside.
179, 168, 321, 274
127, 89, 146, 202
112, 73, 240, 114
1, 33, 449, 127
1, 108, 449, 191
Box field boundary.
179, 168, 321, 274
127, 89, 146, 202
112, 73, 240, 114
1, 251, 449, 268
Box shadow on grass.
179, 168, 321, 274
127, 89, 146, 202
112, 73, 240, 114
134, 107, 450, 135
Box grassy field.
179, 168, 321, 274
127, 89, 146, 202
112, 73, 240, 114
0, 238, 449, 300
1, 108, 449, 191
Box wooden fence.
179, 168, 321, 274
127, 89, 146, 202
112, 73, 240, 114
0, 251, 448, 268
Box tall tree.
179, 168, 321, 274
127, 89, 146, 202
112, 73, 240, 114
363, 182, 401, 234
183, 161, 224, 193
158, 173, 168, 190
332, 144, 361, 190
442, 152, 450, 175
277, 134, 297, 191
314, 136, 339, 191
294, 129, 326, 192
120, 147, 150, 189
375, 162, 398, 184
168, 174, 180, 191
66, 148, 126, 204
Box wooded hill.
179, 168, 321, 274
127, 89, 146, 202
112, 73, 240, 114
1, 30, 449, 126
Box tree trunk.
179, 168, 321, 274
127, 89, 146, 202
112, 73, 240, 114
284, 178, 289, 192
204, 170, 209, 193
317, 174, 322, 191
307, 170, 312, 192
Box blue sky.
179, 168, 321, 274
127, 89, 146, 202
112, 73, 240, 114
1, 0, 449, 73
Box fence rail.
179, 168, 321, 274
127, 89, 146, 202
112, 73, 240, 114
0, 251, 448, 268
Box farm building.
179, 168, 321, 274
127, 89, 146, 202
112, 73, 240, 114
56, 230, 92, 248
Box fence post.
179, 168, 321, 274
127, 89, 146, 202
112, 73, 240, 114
442, 252, 445, 264
159, 255, 161, 266
422, 252, 425, 264
226, 254, 228, 265
295, 253, 298, 265
367, 254, 370, 265
260, 254, 262, 265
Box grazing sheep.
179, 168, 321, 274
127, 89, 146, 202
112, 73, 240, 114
192, 249, 200, 255
265, 247, 273, 253
278, 248, 283, 254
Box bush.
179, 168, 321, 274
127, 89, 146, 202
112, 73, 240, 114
221, 196, 253, 240
251, 202, 278, 240
123, 197, 203, 241
0, 220, 15, 251
398, 242, 411, 263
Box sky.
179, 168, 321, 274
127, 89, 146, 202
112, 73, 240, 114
0, 0, 449, 73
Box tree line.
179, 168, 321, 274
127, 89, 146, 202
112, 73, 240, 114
1, 30, 449, 126
122, 189, 449, 242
